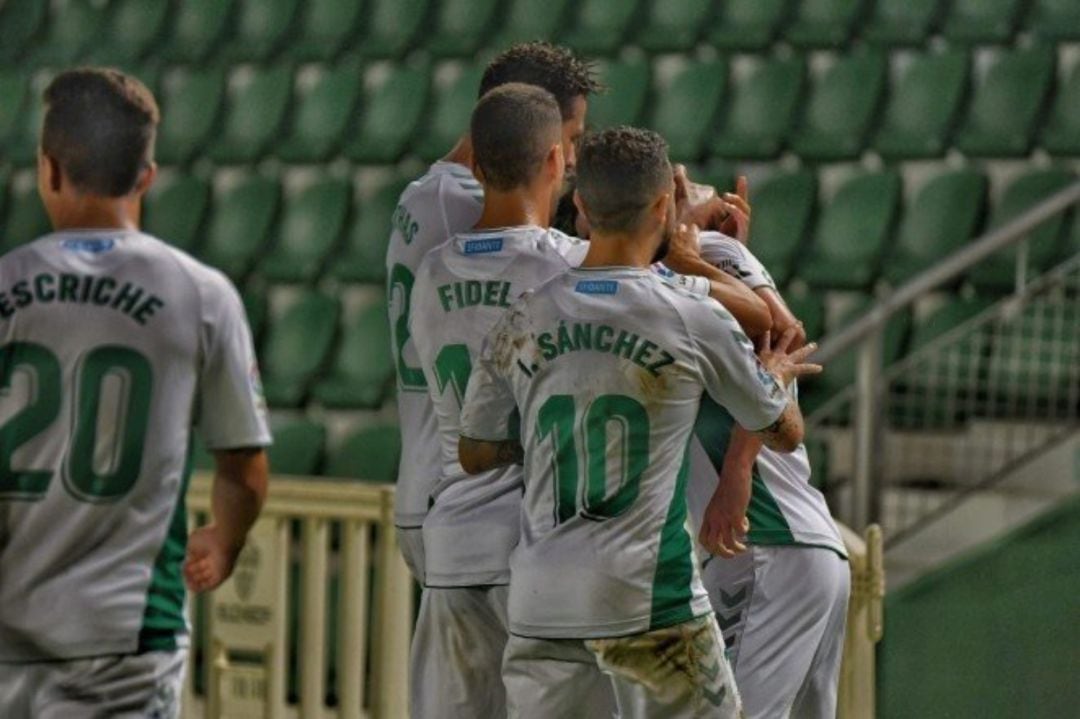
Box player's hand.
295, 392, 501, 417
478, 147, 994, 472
699, 466, 751, 558
184, 524, 243, 593
759, 327, 822, 389
718, 176, 751, 242
662, 222, 703, 274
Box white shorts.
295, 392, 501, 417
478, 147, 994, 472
702, 545, 849, 719
504, 615, 738, 719
0, 649, 186, 719
396, 525, 426, 585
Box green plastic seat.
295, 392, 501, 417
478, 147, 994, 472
587, 58, 651, 129
156, 67, 227, 165
163, 0, 236, 63
1040, 63, 1080, 156
746, 171, 817, 286
710, 56, 804, 159
884, 170, 987, 286
415, 62, 484, 161
799, 172, 901, 290
1028, 0, 1080, 40
874, 50, 969, 160
0, 0, 47, 62
142, 174, 211, 253
783, 292, 826, 341
1, 183, 50, 255
266, 416, 326, 476
943, 0, 1025, 44
312, 301, 395, 409
790, 52, 886, 161
209, 65, 295, 164
357, 0, 430, 58
329, 179, 408, 284
226, 0, 300, 61
27, 0, 104, 67
241, 286, 268, 341
970, 170, 1076, 291
955, 47, 1055, 158
259, 178, 351, 283
90, 0, 169, 64
278, 57, 365, 163
199, 175, 281, 280
864, 0, 942, 45
636, 0, 712, 52
426, 0, 499, 57
560, 0, 641, 55
784, 0, 865, 48
290, 0, 364, 60
820, 296, 912, 397
647, 57, 727, 163
708, 0, 788, 51
324, 425, 401, 482
491, 0, 573, 49
0, 71, 27, 146
3, 72, 47, 167
261, 291, 340, 408
909, 297, 993, 353
344, 63, 431, 164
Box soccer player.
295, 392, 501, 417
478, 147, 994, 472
457, 127, 821, 718
0, 69, 270, 718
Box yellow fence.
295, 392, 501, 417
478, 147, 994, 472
182, 474, 883, 718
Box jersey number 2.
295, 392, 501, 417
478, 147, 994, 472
0, 342, 152, 502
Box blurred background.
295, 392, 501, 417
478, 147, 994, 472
0, 1, 1077, 717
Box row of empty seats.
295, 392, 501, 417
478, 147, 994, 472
1, 0, 1078, 67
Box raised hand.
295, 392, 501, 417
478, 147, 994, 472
759, 326, 822, 389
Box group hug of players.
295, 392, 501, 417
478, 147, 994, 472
391, 43, 850, 719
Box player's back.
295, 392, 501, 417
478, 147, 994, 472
0, 228, 266, 660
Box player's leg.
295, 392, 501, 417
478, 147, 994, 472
410, 585, 509, 719
503, 634, 615, 719
395, 526, 426, 585
587, 614, 741, 718
789, 551, 850, 719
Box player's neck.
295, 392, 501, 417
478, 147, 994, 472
443, 135, 473, 166
47, 196, 141, 233
579, 230, 657, 269
474, 188, 551, 231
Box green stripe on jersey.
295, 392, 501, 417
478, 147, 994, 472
649, 439, 697, 631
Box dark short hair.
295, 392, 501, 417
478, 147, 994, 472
576, 127, 673, 233
41, 68, 160, 197
479, 42, 602, 120
471, 83, 563, 192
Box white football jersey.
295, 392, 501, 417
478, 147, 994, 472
688, 234, 846, 557
386, 161, 483, 527
0, 230, 271, 661
460, 267, 788, 638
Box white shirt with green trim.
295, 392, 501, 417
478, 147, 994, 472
386, 161, 484, 528
0, 230, 271, 661
688, 233, 847, 558
459, 266, 788, 638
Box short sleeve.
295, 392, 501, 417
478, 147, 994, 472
195, 272, 272, 450
650, 263, 711, 296
697, 232, 776, 290
459, 311, 521, 442
683, 299, 787, 432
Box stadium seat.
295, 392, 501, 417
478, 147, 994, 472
0, 71, 27, 147
356, 0, 430, 59
647, 57, 727, 162
142, 174, 212, 254
241, 286, 268, 340
1040, 62, 1080, 156
909, 297, 993, 353
818, 296, 912, 398
863, 0, 943, 46
710, 56, 805, 160
199, 175, 282, 281
329, 179, 408, 284
744, 171, 817, 286
290, 0, 364, 60
277, 57, 365, 163
162, 0, 236, 63
874, 50, 969, 159
884, 170, 988, 286
636, 0, 712, 52
156, 68, 227, 165
798, 171, 901, 289
226, 0, 300, 62
1, 183, 50, 255
344, 62, 431, 164
790, 51, 887, 161
209, 65, 295, 164
955, 47, 1055, 158
312, 301, 395, 409
324, 425, 401, 482
492, 0, 573, 49
415, 62, 484, 161
27, 0, 104, 67
1027, 0, 1080, 40
560, 0, 641, 56
259, 177, 351, 283
942, 0, 1026, 44
3, 71, 48, 167
708, 0, 788, 51
0, 0, 46, 63
266, 416, 327, 476
90, 0, 169, 65
587, 58, 651, 129
784, 292, 826, 341
970, 170, 1075, 291
426, 0, 500, 57
784, 0, 866, 48
261, 290, 340, 407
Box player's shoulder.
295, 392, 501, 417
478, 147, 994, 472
401, 161, 482, 207
138, 232, 242, 307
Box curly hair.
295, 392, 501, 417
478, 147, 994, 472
576, 127, 673, 233
479, 42, 602, 119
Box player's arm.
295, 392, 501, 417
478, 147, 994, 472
698, 425, 760, 558
459, 436, 523, 474
752, 328, 817, 452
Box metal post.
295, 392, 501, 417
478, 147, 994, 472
852, 330, 883, 530
1015, 240, 1029, 296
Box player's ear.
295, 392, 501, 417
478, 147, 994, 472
651, 190, 671, 224
133, 161, 157, 198
38, 149, 63, 193
471, 158, 486, 186
547, 142, 563, 179
572, 189, 588, 220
